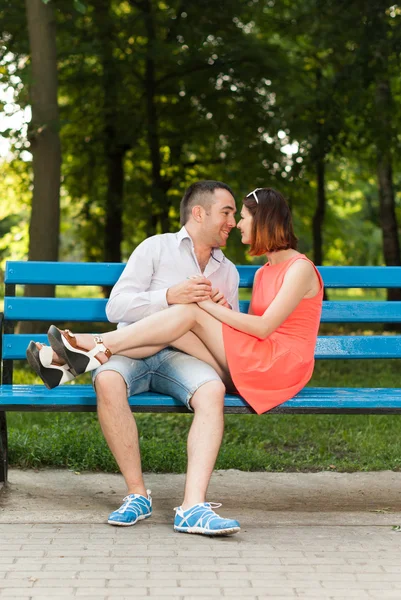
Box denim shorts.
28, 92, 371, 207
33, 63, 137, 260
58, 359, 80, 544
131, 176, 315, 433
92, 348, 221, 410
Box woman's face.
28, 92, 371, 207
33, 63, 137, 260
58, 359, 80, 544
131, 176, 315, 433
237, 205, 253, 245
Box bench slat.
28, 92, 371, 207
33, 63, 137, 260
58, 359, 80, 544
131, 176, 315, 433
322, 302, 401, 322
4, 334, 401, 360
1, 385, 401, 414
312, 266, 401, 288
315, 335, 401, 358
6, 261, 401, 288
5, 297, 401, 323
239, 266, 401, 288
4, 298, 108, 322
5, 262, 125, 286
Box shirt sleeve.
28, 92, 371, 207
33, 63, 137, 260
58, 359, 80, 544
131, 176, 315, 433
226, 262, 240, 312
106, 237, 169, 324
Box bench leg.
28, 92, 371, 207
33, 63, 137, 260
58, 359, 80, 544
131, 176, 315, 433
0, 412, 8, 485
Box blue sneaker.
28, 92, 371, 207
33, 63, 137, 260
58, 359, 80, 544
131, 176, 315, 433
174, 502, 240, 536
108, 490, 152, 526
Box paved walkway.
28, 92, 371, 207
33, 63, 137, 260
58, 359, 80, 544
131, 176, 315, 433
1, 469, 401, 599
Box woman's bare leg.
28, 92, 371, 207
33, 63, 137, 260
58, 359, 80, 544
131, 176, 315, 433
171, 331, 234, 388
171, 331, 227, 379
44, 306, 233, 386
72, 305, 229, 374
103, 305, 216, 355
116, 331, 224, 375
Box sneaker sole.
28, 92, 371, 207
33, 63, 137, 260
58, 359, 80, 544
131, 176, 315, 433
174, 525, 240, 536
108, 513, 151, 527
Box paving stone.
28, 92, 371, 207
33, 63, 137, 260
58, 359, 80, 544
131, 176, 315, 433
2, 470, 401, 599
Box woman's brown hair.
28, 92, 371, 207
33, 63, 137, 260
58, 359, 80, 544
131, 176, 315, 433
243, 188, 298, 256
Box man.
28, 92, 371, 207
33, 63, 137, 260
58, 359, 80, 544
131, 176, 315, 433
93, 180, 240, 535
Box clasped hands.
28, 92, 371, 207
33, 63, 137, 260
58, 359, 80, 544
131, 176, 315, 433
166, 275, 230, 308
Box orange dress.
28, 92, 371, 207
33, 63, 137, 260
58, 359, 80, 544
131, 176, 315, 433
222, 255, 323, 414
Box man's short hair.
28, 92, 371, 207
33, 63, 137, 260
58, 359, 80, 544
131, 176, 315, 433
180, 180, 234, 226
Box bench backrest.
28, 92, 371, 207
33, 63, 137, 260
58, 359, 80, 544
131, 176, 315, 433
2, 261, 401, 385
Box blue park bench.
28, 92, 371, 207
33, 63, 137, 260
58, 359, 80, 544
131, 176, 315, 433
1, 260, 401, 484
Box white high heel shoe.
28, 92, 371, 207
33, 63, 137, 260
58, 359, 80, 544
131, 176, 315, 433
47, 325, 112, 377
26, 341, 75, 390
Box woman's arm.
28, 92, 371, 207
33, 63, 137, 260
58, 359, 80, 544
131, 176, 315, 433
199, 260, 319, 340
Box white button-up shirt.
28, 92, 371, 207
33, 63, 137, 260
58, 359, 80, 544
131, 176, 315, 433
106, 227, 239, 327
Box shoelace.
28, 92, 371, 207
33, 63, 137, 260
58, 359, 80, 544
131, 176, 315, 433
118, 495, 148, 515
183, 502, 224, 528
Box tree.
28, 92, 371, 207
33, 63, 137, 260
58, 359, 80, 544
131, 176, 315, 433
266, 0, 357, 267
332, 0, 401, 298
24, 0, 61, 310
55, 0, 284, 265
362, 1, 401, 300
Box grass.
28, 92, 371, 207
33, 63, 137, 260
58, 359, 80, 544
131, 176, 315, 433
6, 357, 401, 474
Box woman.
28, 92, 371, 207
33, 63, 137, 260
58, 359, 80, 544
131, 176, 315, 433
27, 187, 323, 414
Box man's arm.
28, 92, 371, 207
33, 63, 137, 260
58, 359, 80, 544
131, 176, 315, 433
106, 237, 168, 323
106, 237, 213, 324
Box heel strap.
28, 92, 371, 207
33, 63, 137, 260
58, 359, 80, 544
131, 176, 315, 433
62, 329, 112, 360
93, 336, 112, 358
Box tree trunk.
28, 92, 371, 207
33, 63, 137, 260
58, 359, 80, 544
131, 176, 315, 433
312, 68, 326, 270
375, 79, 401, 303
312, 156, 325, 267
22, 0, 61, 333
104, 148, 125, 264
143, 0, 169, 232
93, 0, 128, 276
102, 147, 126, 297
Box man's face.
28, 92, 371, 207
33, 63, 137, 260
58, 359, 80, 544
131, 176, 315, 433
202, 188, 237, 248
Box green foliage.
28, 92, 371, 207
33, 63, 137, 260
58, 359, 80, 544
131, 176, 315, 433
1, 1, 401, 266
7, 357, 401, 472
0, 159, 31, 272
73, 0, 87, 13
8, 410, 401, 473
51, 0, 285, 261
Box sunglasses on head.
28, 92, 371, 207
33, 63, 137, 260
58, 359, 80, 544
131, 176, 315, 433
246, 188, 263, 203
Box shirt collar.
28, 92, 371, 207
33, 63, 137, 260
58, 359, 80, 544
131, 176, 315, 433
211, 247, 224, 262
176, 226, 191, 245
176, 226, 225, 262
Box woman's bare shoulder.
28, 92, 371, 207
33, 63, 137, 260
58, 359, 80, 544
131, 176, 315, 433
253, 265, 265, 282
286, 258, 321, 296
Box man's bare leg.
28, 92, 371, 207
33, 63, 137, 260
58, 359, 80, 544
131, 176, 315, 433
173, 373, 240, 534
181, 380, 225, 510
95, 370, 147, 497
